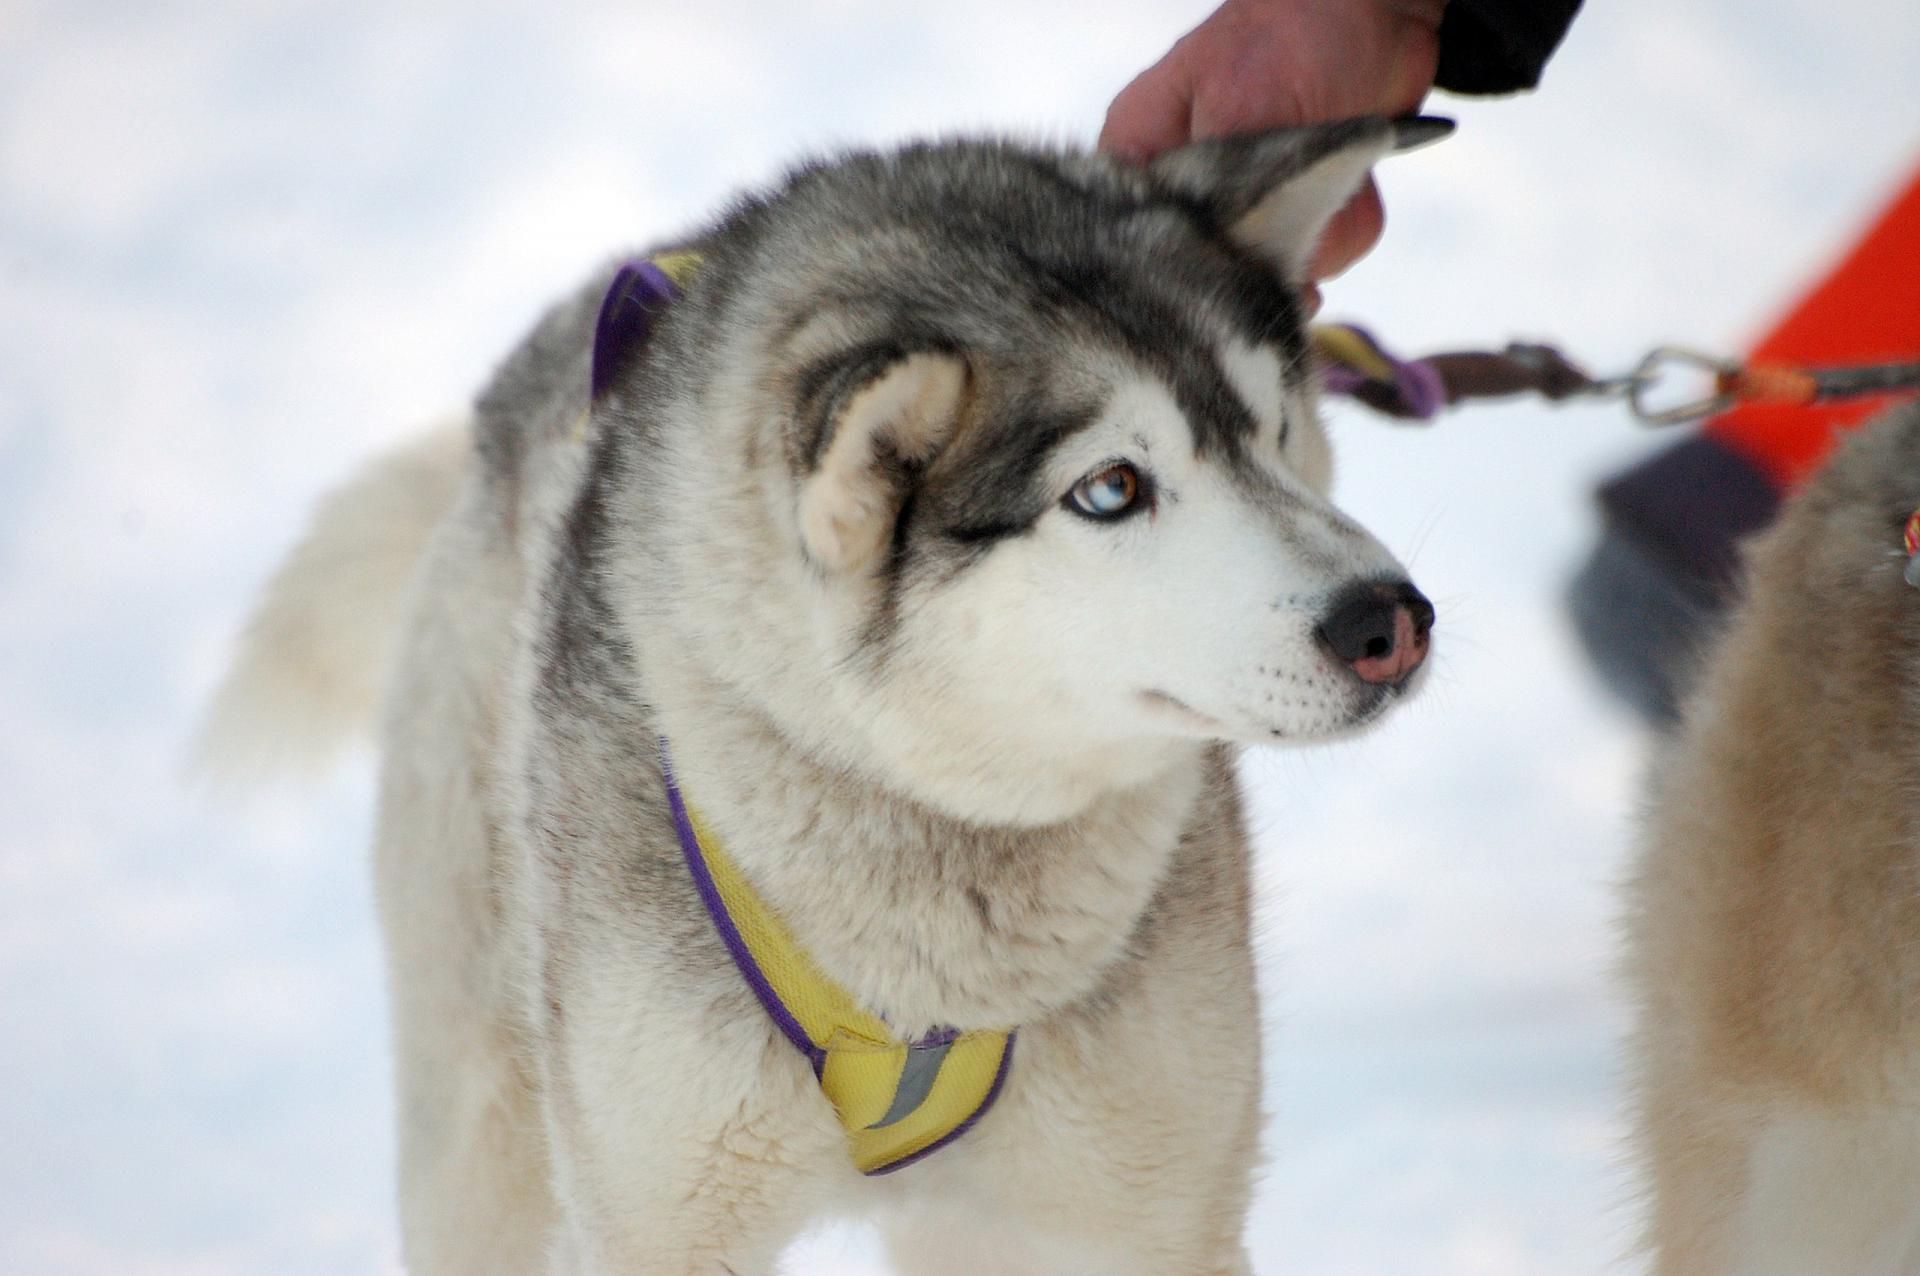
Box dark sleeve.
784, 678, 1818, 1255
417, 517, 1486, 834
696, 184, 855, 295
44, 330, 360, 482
1432, 0, 1583, 95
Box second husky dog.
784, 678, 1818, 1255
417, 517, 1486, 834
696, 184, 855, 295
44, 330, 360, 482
204, 117, 1445, 1272
1627, 402, 1920, 1273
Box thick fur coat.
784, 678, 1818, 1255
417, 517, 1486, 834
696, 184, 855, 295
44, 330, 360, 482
1627, 403, 1920, 1273
203, 119, 1443, 1273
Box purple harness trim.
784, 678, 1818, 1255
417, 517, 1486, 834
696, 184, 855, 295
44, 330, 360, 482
659, 741, 827, 1073
1319, 323, 1448, 420
591, 258, 681, 401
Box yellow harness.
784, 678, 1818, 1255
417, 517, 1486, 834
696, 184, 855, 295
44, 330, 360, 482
659, 747, 1015, 1174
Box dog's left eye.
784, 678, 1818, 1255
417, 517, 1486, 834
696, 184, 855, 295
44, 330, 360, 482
1066, 462, 1143, 520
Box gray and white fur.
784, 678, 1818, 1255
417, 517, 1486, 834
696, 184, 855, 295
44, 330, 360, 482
201, 117, 1443, 1273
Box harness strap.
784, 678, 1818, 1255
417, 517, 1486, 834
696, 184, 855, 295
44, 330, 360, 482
1314, 322, 1598, 420
658, 742, 1014, 1175
1313, 321, 1920, 429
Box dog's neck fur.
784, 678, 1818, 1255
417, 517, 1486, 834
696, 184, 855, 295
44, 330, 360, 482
646, 638, 1212, 1034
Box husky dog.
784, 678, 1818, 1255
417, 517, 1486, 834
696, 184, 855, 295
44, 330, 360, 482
1626, 403, 1920, 1273
203, 117, 1444, 1273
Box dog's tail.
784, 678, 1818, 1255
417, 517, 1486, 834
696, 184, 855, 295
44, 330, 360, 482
190, 421, 472, 787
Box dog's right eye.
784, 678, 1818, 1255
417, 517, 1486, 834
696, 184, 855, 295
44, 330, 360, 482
1065, 462, 1144, 520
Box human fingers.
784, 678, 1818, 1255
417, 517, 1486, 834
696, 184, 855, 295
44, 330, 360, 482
1184, 0, 1440, 140
1306, 177, 1385, 281
1100, 0, 1437, 286
1099, 51, 1195, 161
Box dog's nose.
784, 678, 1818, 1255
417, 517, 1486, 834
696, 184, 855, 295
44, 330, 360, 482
1315, 581, 1434, 686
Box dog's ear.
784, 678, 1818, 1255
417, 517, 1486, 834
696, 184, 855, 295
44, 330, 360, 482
1149, 116, 1452, 282
796, 350, 969, 573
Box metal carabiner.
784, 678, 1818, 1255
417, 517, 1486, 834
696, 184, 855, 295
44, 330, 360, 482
1622, 346, 1739, 427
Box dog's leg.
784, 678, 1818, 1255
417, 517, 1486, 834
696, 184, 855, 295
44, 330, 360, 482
1634, 1069, 1756, 1274
1725, 1105, 1920, 1275
377, 495, 558, 1272
531, 930, 850, 1274
883, 1203, 1253, 1276
536, 1040, 845, 1272
1637, 1064, 1920, 1276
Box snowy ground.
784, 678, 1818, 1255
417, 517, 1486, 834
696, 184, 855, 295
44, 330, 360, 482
4, 0, 1916, 1271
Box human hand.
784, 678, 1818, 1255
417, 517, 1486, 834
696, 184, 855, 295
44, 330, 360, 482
1101, 0, 1444, 299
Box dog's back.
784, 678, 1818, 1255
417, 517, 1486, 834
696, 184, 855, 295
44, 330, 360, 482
1628, 402, 1920, 1273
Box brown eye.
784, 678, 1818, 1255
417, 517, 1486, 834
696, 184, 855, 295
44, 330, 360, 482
1066, 462, 1142, 520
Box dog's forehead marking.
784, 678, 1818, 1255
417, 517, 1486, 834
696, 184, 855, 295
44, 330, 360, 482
1217, 337, 1286, 449
1094, 374, 1187, 459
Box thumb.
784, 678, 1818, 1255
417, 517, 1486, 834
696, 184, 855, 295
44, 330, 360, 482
1099, 62, 1194, 162
1307, 178, 1385, 281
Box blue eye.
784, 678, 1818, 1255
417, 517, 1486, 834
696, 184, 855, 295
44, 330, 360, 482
1066, 462, 1143, 519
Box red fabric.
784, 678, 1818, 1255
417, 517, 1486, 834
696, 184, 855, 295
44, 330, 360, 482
1707, 167, 1920, 487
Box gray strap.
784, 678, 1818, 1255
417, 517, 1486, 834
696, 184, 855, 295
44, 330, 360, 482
1812, 360, 1920, 399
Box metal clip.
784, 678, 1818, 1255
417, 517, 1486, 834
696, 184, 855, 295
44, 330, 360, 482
1619, 346, 1739, 427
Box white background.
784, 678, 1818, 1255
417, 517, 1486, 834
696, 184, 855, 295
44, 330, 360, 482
4, 0, 1917, 1271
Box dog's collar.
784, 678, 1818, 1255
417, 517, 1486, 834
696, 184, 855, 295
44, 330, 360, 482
658, 741, 1015, 1175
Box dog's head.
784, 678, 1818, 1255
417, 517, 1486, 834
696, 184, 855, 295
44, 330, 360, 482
623, 118, 1443, 822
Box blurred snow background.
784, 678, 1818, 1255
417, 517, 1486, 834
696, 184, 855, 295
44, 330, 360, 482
3, 0, 1916, 1271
